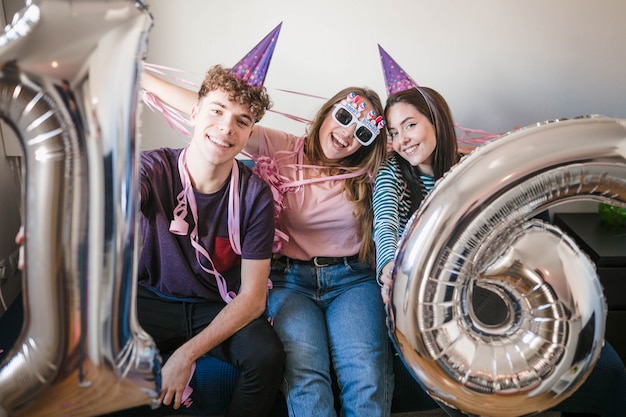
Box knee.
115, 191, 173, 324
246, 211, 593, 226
259, 334, 286, 373
241, 329, 286, 377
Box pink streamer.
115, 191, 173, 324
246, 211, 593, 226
141, 62, 508, 153
273, 88, 328, 100
144, 62, 201, 89
268, 109, 311, 124
246, 138, 368, 254
170, 149, 239, 303
181, 360, 196, 408
143, 91, 192, 139
142, 63, 313, 132
455, 123, 503, 147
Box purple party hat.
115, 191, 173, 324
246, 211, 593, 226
378, 44, 418, 96
231, 22, 282, 87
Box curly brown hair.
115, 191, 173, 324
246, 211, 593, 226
198, 65, 272, 122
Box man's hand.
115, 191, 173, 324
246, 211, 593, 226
160, 348, 195, 410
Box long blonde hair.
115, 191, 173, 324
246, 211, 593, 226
305, 87, 387, 262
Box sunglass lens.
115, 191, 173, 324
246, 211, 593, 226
335, 107, 353, 126
355, 126, 373, 144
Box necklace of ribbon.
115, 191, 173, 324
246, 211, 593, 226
169, 148, 241, 303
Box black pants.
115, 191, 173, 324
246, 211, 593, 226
137, 287, 285, 417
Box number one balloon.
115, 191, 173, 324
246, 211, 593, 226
0, 2, 159, 416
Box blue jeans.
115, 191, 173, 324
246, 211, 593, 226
268, 257, 393, 417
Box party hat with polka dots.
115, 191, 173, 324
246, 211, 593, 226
378, 44, 418, 96
232, 22, 282, 87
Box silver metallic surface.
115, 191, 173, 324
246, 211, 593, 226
0, 2, 158, 416
390, 116, 626, 416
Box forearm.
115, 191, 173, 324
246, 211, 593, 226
374, 218, 399, 279
374, 229, 397, 280
142, 71, 197, 114
177, 292, 265, 361
178, 258, 269, 360
373, 162, 403, 279
158, 302, 263, 411
373, 200, 400, 279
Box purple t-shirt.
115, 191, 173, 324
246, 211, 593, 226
138, 148, 274, 302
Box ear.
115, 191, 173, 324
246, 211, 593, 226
190, 102, 200, 126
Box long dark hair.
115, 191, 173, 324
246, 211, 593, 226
385, 87, 458, 213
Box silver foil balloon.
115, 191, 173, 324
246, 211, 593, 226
0, 1, 159, 416
390, 115, 626, 416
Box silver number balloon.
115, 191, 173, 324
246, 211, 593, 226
0, 1, 159, 416
390, 115, 626, 417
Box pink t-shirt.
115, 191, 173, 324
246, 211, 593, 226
254, 125, 361, 260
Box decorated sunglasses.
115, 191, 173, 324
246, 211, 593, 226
331, 93, 385, 146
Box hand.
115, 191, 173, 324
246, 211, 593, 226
160, 349, 195, 410
15, 226, 24, 271
380, 261, 394, 305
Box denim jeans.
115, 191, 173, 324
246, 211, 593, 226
268, 257, 393, 417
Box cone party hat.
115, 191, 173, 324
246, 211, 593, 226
378, 44, 418, 96
231, 22, 282, 87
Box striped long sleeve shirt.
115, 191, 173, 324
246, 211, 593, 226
373, 154, 434, 280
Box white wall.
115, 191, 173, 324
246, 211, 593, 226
141, 0, 626, 151
0, 1, 621, 311
141, 0, 626, 214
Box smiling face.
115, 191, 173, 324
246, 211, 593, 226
188, 88, 255, 168
386, 101, 437, 176
317, 95, 379, 161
